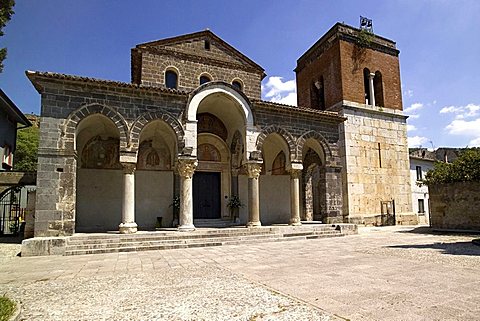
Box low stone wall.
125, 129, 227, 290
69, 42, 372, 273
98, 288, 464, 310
0, 171, 36, 194
430, 181, 480, 231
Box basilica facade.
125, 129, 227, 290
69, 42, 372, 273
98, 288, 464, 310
27, 23, 414, 237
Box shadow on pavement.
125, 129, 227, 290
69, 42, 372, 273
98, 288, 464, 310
397, 226, 480, 237
387, 241, 480, 256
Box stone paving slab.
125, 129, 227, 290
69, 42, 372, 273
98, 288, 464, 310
0, 225, 479, 320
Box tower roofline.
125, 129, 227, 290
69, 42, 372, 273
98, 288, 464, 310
295, 22, 399, 73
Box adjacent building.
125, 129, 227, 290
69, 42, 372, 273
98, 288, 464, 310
0, 89, 32, 171
409, 149, 435, 224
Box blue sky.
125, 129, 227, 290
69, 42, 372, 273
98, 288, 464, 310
1, 0, 479, 148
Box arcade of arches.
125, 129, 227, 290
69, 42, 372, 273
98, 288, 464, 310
73, 85, 337, 233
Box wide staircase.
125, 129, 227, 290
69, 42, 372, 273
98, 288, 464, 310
64, 224, 356, 256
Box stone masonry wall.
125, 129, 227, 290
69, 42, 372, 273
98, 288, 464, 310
34, 79, 188, 236
430, 181, 480, 231
338, 103, 414, 225
139, 52, 262, 99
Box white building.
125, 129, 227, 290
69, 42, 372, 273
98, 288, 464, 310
409, 151, 435, 225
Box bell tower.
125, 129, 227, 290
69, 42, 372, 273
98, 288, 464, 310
295, 22, 415, 225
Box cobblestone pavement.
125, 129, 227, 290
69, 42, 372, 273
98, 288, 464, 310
0, 226, 479, 320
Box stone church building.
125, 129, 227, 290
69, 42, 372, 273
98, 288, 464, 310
27, 23, 413, 237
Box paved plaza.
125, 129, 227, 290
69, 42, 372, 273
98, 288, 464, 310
0, 226, 479, 320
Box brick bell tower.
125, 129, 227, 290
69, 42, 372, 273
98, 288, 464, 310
295, 22, 415, 225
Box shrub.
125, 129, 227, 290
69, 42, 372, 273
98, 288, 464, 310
423, 148, 480, 185
0, 296, 16, 321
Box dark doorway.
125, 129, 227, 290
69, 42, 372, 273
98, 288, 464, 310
193, 172, 221, 219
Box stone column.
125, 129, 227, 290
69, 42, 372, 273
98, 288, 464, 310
289, 162, 303, 226
231, 168, 240, 221
119, 163, 138, 234
177, 156, 197, 232
368, 72, 376, 106
245, 162, 262, 227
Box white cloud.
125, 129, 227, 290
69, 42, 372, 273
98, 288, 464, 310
404, 102, 423, 113
408, 136, 430, 148
469, 137, 480, 147
439, 103, 480, 119
263, 76, 297, 106
407, 124, 417, 132
271, 92, 297, 106
445, 118, 480, 146
445, 118, 480, 136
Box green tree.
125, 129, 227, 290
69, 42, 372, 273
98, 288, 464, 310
423, 148, 480, 185
0, 0, 15, 73
14, 125, 39, 172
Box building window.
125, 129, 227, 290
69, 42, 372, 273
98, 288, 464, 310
418, 199, 425, 214
204, 39, 210, 50
232, 80, 243, 91
311, 77, 326, 110
363, 68, 371, 105
165, 70, 178, 89
199, 75, 211, 85
2, 144, 12, 169
416, 165, 422, 180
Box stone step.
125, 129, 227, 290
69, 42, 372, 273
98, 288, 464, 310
65, 233, 282, 251
64, 233, 345, 256
66, 230, 277, 245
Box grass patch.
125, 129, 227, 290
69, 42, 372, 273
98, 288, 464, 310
0, 296, 16, 321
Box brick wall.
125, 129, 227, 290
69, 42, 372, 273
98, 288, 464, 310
339, 41, 402, 110
296, 41, 343, 109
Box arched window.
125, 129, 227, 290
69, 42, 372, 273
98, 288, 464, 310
199, 75, 211, 85
374, 71, 384, 107
363, 68, 371, 105
165, 70, 178, 89
232, 80, 243, 91
310, 76, 326, 110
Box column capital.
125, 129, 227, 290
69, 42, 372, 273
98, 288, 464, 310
121, 162, 136, 175
245, 162, 262, 179
177, 156, 198, 179
289, 168, 302, 179
369, 72, 376, 79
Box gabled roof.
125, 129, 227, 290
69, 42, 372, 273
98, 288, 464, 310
134, 30, 265, 76
0, 88, 31, 127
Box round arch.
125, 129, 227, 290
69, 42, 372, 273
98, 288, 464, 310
64, 103, 129, 151
296, 130, 332, 163
256, 125, 296, 162
130, 111, 185, 155
186, 82, 254, 126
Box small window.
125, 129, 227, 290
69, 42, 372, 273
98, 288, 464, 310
363, 68, 371, 105
418, 199, 425, 214
416, 166, 422, 180
232, 80, 242, 91
204, 39, 210, 50
200, 75, 211, 85
2, 144, 12, 169
165, 70, 178, 89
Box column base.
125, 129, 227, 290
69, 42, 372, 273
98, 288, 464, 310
289, 219, 302, 226
119, 222, 138, 234
178, 224, 196, 232
246, 221, 261, 228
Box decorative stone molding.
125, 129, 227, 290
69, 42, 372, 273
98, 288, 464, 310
177, 157, 198, 179
245, 162, 262, 179
289, 168, 302, 179
121, 162, 136, 175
